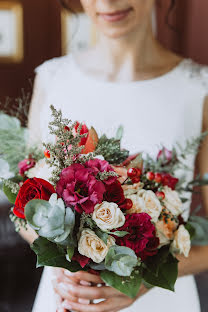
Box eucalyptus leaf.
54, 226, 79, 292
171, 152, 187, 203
25, 194, 75, 244
105, 246, 137, 277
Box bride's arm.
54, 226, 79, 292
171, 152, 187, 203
178, 96, 208, 276
19, 73, 45, 244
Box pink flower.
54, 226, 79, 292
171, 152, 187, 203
157, 147, 175, 166
85, 159, 116, 185
56, 163, 105, 214
18, 158, 36, 176
114, 213, 159, 261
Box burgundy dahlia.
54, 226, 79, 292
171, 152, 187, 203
85, 159, 116, 185
56, 163, 105, 214
114, 213, 159, 261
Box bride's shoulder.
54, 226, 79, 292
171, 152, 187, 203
35, 54, 73, 78
181, 58, 208, 90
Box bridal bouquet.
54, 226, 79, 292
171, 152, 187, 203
2, 106, 208, 298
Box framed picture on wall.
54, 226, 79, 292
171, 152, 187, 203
61, 9, 98, 55
0, 1, 24, 63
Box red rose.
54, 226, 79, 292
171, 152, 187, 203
13, 178, 55, 219
114, 213, 159, 261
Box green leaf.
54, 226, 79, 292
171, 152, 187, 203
101, 269, 142, 298
144, 246, 170, 276
95, 229, 109, 245
108, 231, 129, 237
115, 125, 124, 140
67, 245, 75, 261
105, 246, 138, 277
31, 237, 81, 272
185, 223, 196, 240
143, 254, 178, 291
3, 182, 18, 204
188, 216, 208, 245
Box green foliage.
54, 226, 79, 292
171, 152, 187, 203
67, 245, 75, 261
0, 113, 28, 174
107, 231, 129, 237
43, 105, 89, 184
143, 247, 178, 291
101, 269, 142, 298
187, 216, 208, 245
143, 132, 208, 178
96, 134, 129, 165
95, 229, 109, 245
105, 246, 138, 277
25, 194, 75, 245
3, 180, 19, 204
9, 209, 27, 232
31, 237, 81, 271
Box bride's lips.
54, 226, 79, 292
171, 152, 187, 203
98, 7, 133, 23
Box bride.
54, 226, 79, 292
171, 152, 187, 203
24, 0, 208, 311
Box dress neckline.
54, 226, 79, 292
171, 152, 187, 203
70, 53, 189, 87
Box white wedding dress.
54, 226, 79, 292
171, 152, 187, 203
30, 53, 208, 312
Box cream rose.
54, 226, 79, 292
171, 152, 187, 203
171, 225, 191, 257
163, 186, 182, 216
78, 228, 115, 263
92, 201, 125, 232
27, 159, 53, 182
122, 182, 143, 196
127, 190, 162, 223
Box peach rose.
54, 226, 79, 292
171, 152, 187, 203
78, 229, 115, 263
163, 186, 182, 216
126, 190, 162, 223
171, 225, 191, 257
92, 201, 125, 232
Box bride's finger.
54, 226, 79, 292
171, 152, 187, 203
64, 270, 104, 285
56, 282, 120, 301
53, 280, 78, 303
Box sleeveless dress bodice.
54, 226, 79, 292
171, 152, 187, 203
31, 53, 208, 312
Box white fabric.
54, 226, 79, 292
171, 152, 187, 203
31, 53, 208, 312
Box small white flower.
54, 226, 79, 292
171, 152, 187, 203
78, 228, 115, 263
163, 186, 182, 216
27, 159, 53, 182
92, 201, 125, 232
171, 225, 191, 257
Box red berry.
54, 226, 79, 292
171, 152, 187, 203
44, 149, 50, 159
127, 168, 138, 178
156, 191, 165, 200
64, 126, 70, 131
125, 198, 133, 210
132, 176, 141, 184
155, 173, 162, 183
136, 168, 142, 176
146, 171, 155, 181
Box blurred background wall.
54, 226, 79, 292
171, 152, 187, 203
0, 0, 208, 311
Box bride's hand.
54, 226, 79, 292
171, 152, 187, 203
53, 269, 148, 312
